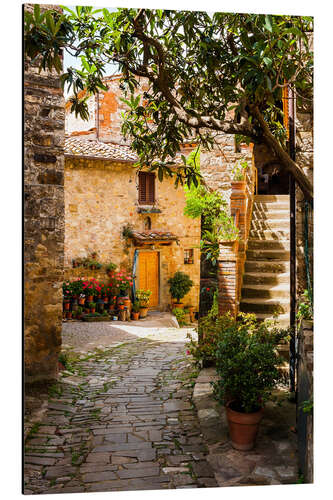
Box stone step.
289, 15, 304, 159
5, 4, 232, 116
241, 284, 290, 300
245, 260, 289, 274
252, 211, 290, 221
253, 202, 290, 211
240, 298, 290, 315
243, 272, 290, 286
254, 195, 290, 203
246, 249, 290, 261
247, 239, 290, 250
249, 229, 290, 241
255, 312, 290, 327
250, 219, 290, 230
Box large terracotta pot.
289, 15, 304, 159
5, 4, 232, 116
226, 401, 264, 451
172, 302, 184, 309
131, 311, 140, 320
139, 306, 149, 318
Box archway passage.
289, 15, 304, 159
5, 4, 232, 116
257, 162, 290, 195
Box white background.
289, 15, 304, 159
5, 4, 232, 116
1, 1, 332, 499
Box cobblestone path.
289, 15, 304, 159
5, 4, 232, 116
24, 333, 218, 494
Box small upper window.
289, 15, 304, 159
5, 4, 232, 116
138, 172, 155, 205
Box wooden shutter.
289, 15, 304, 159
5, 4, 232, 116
139, 172, 155, 204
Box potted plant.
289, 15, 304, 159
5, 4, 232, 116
106, 262, 117, 277
117, 271, 133, 297
82, 278, 101, 302
168, 271, 193, 308
131, 301, 140, 320
136, 289, 152, 318
118, 300, 125, 310
231, 159, 248, 191
66, 310, 72, 319
89, 302, 96, 314
212, 317, 287, 450
76, 306, 83, 320
78, 294, 85, 306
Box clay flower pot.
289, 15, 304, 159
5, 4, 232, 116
118, 304, 125, 310
66, 311, 72, 319
123, 298, 131, 309
139, 306, 149, 318
79, 297, 85, 305
87, 295, 93, 302
109, 304, 115, 311
231, 180, 246, 192
173, 302, 184, 309
90, 308, 96, 314
64, 301, 70, 311
226, 401, 264, 451
131, 311, 140, 320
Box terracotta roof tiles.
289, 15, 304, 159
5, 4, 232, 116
64, 136, 138, 162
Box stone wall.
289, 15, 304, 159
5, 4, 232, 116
297, 320, 313, 483
24, 4, 65, 382
64, 157, 201, 310
295, 102, 313, 297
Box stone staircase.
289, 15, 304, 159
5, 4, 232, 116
240, 195, 290, 328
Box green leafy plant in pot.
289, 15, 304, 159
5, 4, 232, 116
131, 300, 141, 320
212, 317, 287, 450
168, 271, 193, 308
136, 289, 152, 318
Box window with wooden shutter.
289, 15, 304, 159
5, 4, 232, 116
138, 172, 155, 205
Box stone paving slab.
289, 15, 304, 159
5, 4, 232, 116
24, 322, 219, 494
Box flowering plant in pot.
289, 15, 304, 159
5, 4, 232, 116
117, 271, 133, 296
82, 278, 101, 302
212, 316, 287, 450
70, 277, 84, 298
168, 271, 193, 308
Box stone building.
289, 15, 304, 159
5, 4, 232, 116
64, 83, 201, 310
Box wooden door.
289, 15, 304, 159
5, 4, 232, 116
138, 251, 159, 307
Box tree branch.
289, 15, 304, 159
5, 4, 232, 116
250, 105, 313, 201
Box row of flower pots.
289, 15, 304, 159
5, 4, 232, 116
62, 278, 152, 322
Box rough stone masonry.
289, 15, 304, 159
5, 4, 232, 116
24, 4, 65, 382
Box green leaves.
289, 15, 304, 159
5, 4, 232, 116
24, 7, 313, 191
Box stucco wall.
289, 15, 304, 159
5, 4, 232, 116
64, 157, 201, 310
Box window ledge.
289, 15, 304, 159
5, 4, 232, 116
137, 207, 162, 214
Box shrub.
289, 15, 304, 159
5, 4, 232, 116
187, 312, 288, 368
212, 318, 289, 413
296, 289, 313, 321
168, 271, 193, 303
172, 307, 187, 327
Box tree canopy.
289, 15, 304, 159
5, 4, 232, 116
24, 5, 313, 199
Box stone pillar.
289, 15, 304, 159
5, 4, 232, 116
24, 4, 64, 382
230, 183, 247, 305
217, 240, 239, 316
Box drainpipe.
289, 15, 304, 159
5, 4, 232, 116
288, 86, 296, 395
